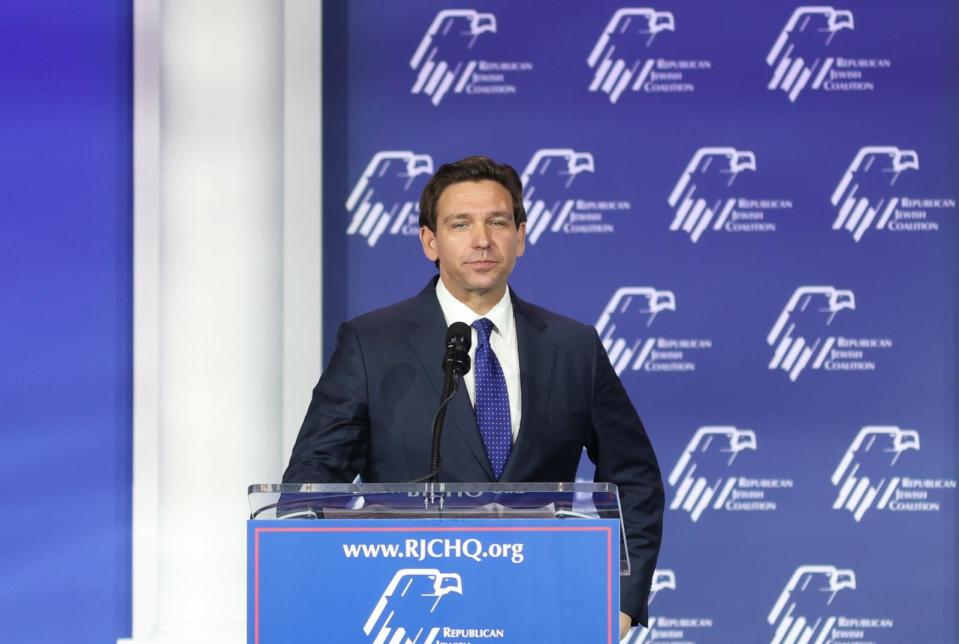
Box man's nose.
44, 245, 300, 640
472, 225, 491, 247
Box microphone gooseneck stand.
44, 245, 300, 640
410, 323, 472, 498
429, 347, 470, 481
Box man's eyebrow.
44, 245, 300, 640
441, 211, 513, 221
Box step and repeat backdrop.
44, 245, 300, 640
320, 1, 957, 641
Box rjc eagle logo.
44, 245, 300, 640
410, 10, 497, 106
831, 425, 920, 521
363, 568, 463, 643
830, 146, 919, 242
768, 565, 856, 644
587, 8, 676, 104
521, 148, 595, 244
667, 147, 756, 243
767, 6, 854, 102
346, 151, 434, 247
767, 286, 855, 381
649, 569, 677, 604
595, 287, 676, 376
668, 426, 757, 522
625, 569, 678, 644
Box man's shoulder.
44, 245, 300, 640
339, 283, 599, 344
512, 294, 597, 343
344, 291, 428, 333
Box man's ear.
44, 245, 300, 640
515, 221, 526, 257
420, 226, 438, 262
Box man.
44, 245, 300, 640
284, 156, 664, 638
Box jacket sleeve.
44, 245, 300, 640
282, 322, 370, 483
586, 328, 665, 628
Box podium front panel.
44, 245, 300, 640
248, 518, 619, 643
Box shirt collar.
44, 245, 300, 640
435, 277, 514, 339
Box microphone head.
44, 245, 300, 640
446, 322, 472, 352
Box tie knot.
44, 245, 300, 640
471, 318, 495, 346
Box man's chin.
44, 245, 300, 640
462, 275, 509, 297
440, 266, 512, 299
466, 279, 504, 294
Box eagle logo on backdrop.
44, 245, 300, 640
346, 151, 434, 247
626, 569, 676, 644
521, 148, 595, 244
830, 146, 920, 242
831, 426, 920, 521
648, 569, 677, 604
667, 147, 757, 243
766, 6, 854, 101
628, 568, 719, 644
587, 8, 676, 104
767, 286, 856, 381
595, 287, 676, 375
410, 10, 497, 106
667, 426, 757, 522
363, 568, 463, 643
768, 565, 857, 644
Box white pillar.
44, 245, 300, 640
126, 0, 284, 641
282, 0, 323, 464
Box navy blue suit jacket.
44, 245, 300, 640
284, 278, 664, 625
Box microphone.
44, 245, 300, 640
442, 322, 472, 382
426, 323, 472, 482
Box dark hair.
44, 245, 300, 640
418, 155, 527, 232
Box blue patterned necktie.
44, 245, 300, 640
471, 318, 512, 479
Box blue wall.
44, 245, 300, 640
322, 1, 958, 641
0, 3, 132, 642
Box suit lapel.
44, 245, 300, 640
406, 280, 494, 480
501, 293, 556, 481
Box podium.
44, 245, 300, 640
248, 482, 628, 643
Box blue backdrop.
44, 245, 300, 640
322, 1, 957, 641
0, 2, 132, 643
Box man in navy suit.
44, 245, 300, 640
284, 156, 663, 637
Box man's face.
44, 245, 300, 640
420, 180, 526, 302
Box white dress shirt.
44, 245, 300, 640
435, 278, 523, 441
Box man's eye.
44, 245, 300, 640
490, 219, 507, 228
451, 222, 468, 230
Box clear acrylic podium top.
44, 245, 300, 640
248, 482, 630, 574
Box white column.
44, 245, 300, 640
282, 0, 323, 465
125, 0, 285, 641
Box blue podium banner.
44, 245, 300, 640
248, 518, 620, 643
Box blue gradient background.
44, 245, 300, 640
0, 2, 132, 642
